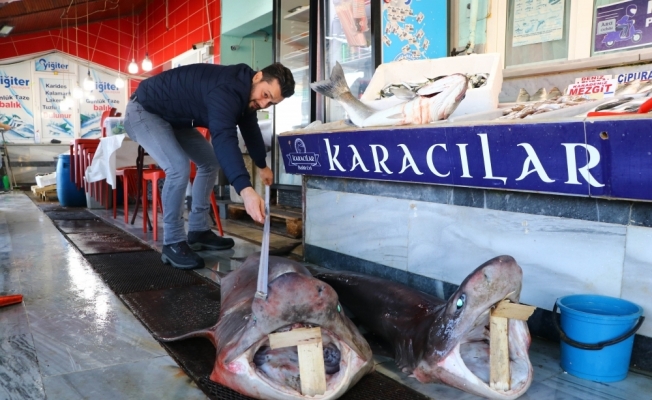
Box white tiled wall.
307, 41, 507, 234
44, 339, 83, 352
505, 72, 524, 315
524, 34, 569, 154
306, 188, 651, 337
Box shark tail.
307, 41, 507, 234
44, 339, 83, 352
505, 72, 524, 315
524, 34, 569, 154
155, 328, 216, 347
310, 62, 351, 99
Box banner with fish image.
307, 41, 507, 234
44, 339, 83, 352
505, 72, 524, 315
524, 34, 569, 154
594, 0, 652, 53
38, 77, 75, 141
78, 68, 126, 138
0, 63, 35, 143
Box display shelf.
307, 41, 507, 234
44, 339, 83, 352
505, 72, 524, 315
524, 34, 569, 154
284, 5, 310, 23
283, 31, 310, 47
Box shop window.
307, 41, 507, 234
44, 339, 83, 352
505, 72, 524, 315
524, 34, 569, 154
504, 0, 571, 67
450, 0, 490, 56
592, 0, 651, 55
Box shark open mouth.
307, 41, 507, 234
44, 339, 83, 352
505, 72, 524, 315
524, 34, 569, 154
231, 323, 364, 398
437, 297, 533, 399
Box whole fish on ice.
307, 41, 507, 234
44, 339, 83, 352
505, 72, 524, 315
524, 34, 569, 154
315, 255, 533, 400
158, 254, 374, 400
310, 62, 468, 127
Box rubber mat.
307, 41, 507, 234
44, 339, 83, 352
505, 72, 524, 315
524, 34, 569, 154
38, 205, 85, 212
44, 210, 98, 220
54, 219, 121, 234
85, 251, 207, 295
120, 285, 220, 338
66, 232, 152, 255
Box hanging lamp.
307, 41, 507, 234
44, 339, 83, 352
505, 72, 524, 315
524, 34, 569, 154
115, 11, 125, 88
141, 1, 152, 71
84, 1, 95, 93
71, 6, 83, 99
128, 5, 138, 74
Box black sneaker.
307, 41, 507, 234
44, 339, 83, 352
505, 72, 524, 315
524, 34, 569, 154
188, 229, 235, 251
161, 241, 205, 269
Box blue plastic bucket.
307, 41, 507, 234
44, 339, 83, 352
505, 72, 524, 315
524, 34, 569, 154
56, 154, 87, 207
554, 294, 644, 382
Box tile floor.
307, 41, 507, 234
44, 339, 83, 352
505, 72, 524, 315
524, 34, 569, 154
1, 191, 651, 400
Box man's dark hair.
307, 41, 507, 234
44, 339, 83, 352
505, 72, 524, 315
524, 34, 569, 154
261, 63, 295, 99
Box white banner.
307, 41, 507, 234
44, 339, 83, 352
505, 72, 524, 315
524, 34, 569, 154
38, 77, 75, 141
0, 63, 35, 143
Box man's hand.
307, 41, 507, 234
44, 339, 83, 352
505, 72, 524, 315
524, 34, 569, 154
240, 187, 265, 224
259, 167, 273, 186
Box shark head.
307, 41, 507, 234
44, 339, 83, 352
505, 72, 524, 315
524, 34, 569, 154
415, 255, 533, 399
211, 255, 373, 400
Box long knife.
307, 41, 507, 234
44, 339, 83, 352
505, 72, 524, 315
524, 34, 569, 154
255, 185, 271, 300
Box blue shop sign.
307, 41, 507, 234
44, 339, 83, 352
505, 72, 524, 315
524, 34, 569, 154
279, 119, 652, 202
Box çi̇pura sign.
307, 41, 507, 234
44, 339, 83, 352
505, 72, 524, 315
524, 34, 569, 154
279, 120, 652, 202
594, 0, 652, 53
0, 63, 35, 142
79, 68, 124, 138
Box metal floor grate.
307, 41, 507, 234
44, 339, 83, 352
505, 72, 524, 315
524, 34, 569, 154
85, 251, 206, 295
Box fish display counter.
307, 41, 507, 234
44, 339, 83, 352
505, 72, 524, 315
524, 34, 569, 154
277, 112, 652, 377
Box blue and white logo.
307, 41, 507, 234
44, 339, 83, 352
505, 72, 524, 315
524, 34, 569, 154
35, 58, 69, 72
286, 138, 320, 170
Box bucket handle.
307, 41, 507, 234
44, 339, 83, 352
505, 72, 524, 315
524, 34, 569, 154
552, 302, 645, 351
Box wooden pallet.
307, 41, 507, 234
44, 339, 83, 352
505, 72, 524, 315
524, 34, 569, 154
31, 184, 58, 201
228, 203, 303, 238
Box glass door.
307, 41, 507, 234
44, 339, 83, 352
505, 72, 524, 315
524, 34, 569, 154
324, 0, 373, 122
274, 0, 311, 186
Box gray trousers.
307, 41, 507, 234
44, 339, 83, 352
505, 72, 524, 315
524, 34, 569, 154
123, 99, 218, 245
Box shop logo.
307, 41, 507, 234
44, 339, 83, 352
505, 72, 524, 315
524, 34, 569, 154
97, 81, 118, 92
287, 138, 320, 171
36, 58, 69, 72
1, 75, 30, 88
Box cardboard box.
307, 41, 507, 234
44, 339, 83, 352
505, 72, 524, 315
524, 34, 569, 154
360, 53, 503, 119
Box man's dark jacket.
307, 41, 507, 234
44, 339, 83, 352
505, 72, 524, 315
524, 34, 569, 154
133, 63, 266, 193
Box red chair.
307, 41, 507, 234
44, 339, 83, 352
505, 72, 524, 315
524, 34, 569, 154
113, 167, 138, 222
125, 128, 224, 241
141, 168, 166, 241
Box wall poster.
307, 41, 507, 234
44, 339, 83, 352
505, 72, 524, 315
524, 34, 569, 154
512, 0, 565, 47
79, 67, 126, 138
38, 76, 75, 141
0, 63, 35, 143
594, 0, 652, 53
381, 0, 448, 62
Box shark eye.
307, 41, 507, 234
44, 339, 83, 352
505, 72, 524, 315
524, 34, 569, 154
456, 294, 466, 309
337, 304, 342, 313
